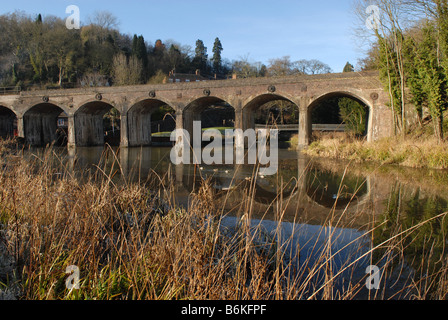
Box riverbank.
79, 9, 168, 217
300, 133, 448, 170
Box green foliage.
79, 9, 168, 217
0, 12, 232, 87
151, 105, 175, 122
311, 97, 342, 124
404, 22, 448, 140
377, 33, 404, 131
372, 1, 448, 140
338, 97, 367, 136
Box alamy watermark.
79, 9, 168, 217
66, 5, 81, 30
366, 265, 381, 290
366, 5, 380, 30
170, 122, 279, 176
65, 265, 80, 290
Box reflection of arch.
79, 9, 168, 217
246, 180, 299, 205
308, 90, 372, 139
0, 105, 17, 138
180, 167, 299, 206
127, 99, 175, 146
24, 103, 66, 146
305, 165, 369, 209
75, 100, 119, 147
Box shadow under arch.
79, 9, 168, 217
127, 98, 176, 147
243, 93, 298, 112
23, 103, 67, 146
75, 100, 120, 147
308, 90, 372, 140
0, 105, 17, 138
183, 96, 235, 141
242, 93, 300, 144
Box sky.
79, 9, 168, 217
0, 0, 370, 73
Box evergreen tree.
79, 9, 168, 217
132, 34, 138, 56
194, 39, 208, 74
343, 62, 354, 72
212, 37, 223, 74
132, 35, 148, 81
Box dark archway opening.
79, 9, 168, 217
184, 96, 235, 141
245, 94, 299, 147
128, 99, 176, 146
310, 93, 370, 141
24, 103, 67, 146
75, 102, 120, 147
0, 106, 17, 139
201, 104, 235, 130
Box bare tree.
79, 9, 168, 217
295, 59, 333, 75
112, 53, 142, 86
353, 0, 419, 134
267, 56, 297, 76
79, 72, 109, 87
232, 54, 264, 78
89, 10, 119, 30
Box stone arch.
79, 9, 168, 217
23, 103, 67, 146
74, 100, 120, 147
183, 96, 235, 140
242, 93, 300, 130
307, 90, 373, 141
127, 98, 176, 146
243, 92, 299, 111
0, 105, 17, 138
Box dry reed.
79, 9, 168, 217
0, 138, 447, 300
301, 133, 448, 170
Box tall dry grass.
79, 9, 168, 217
0, 139, 447, 300
301, 133, 448, 170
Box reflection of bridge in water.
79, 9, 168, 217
173, 157, 377, 227
66, 147, 391, 229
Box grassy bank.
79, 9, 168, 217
300, 133, 448, 170
1, 139, 448, 300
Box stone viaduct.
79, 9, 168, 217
0, 70, 393, 149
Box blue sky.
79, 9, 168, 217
1, 0, 367, 73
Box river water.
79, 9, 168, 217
26, 145, 448, 299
